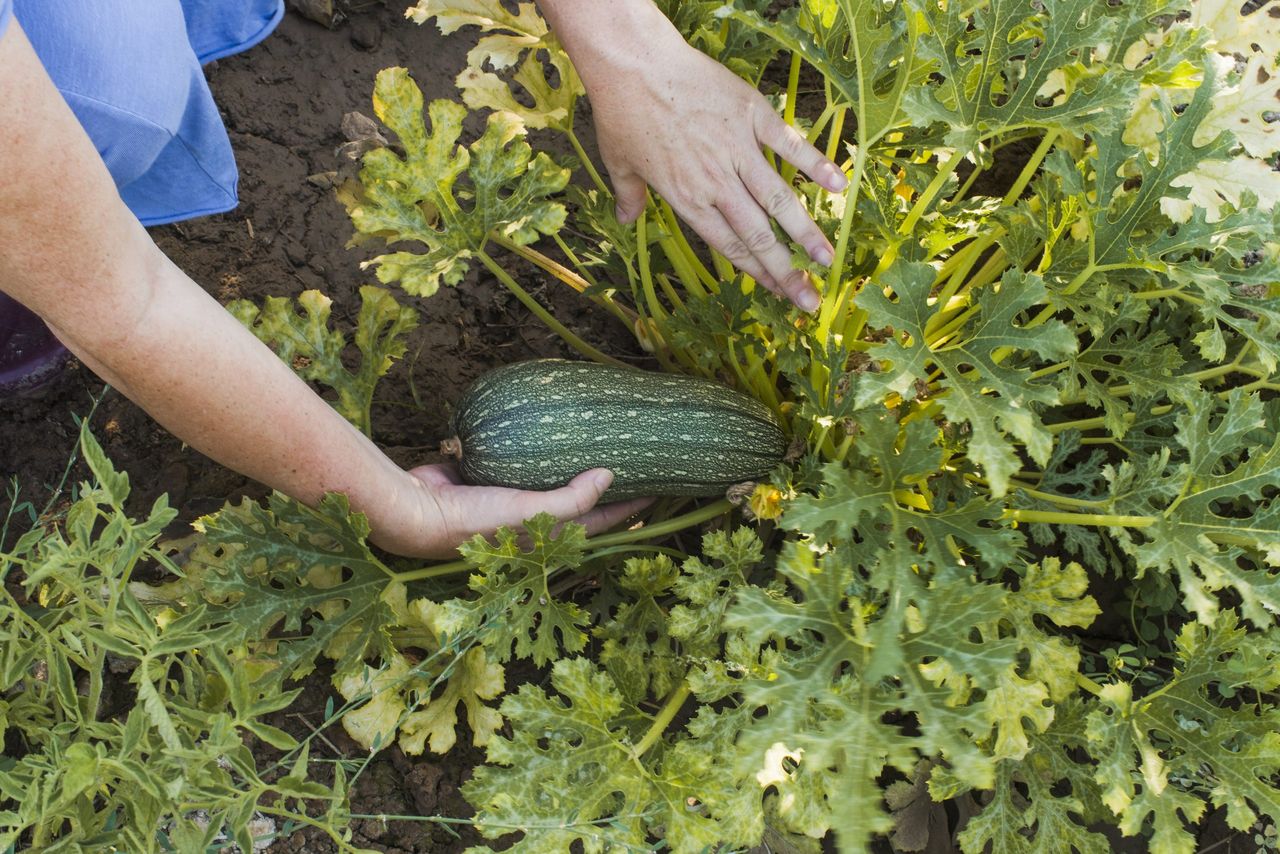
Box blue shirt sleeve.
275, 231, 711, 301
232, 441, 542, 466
0, 0, 12, 39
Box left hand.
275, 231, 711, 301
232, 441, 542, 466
367, 464, 650, 559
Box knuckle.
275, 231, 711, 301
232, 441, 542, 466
781, 270, 811, 295
719, 236, 752, 262
770, 120, 806, 155
744, 226, 777, 253
780, 133, 804, 159
763, 185, 797, 218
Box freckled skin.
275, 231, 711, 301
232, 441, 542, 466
0, 21, 644, 559
450, 359, 788, 501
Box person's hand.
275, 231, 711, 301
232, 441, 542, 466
539, 0, 848, 311
368, 464, 650, 559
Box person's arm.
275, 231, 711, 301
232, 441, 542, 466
535, 0, 848, 311
0, 20, 641, 558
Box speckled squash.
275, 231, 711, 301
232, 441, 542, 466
442, 359, 788, 500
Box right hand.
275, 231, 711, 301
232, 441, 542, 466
545, 0, 847, 311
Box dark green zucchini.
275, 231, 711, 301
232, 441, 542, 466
441, 359, 787, 500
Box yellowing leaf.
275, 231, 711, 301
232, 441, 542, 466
407, 0, 548, 66
337, 658, 413, 752
228, 286, 418, 436
1190, 0, 1280, 57
1199, 53, 1280, 158
342, 68, 569, 298
1163, 156, 1280, 223
407, 0, 583, 132
984, 669, 1053, 760
456, 50, 579, 132
400, 647, 505, 754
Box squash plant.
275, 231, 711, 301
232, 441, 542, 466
146, 0, 1280, 851
0, 424, 356, 852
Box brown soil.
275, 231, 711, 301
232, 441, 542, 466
0, 2, 635, 850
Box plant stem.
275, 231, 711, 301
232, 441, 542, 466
585, 544, 688, 562
253, 806, 367, 853
815, 142, 869, 346
478, 251, 627, 369
898, 148, 968, 236
494, 236, 636, 327
1014, 485, 1108, 509
1075, 673, 1105, 696
1028, 360, 1070, 380
587, 499, 734, 549
656, 273, 686, 314
931, 229, 1004, 308
567, 129, 609, 195
1000, 130, 1058, 206
1004, 508, 1154, 528
780, 51, 803, 185
551, 233, 602, 288
659, 201, 716, 295
637, 211, 668, 322
1131, 287, 1204, 306
825, 107, 847, 162
632, 681, 691, 758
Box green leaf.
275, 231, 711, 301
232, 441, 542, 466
1057, 308, 1197, 437
955, 699, 1111, 854
187, 492, 398, 684
856, 264, 1076, 494
595, 554, 683, 704
465, 657, 757, 853
785, 412, 1024, 575
904, 0, 1141, 148
1107, 390, 1280, 626
443, 513, 590, 666
57, 743, 100, 803
657, 0, 782, 81
1086, 613, 1280, 847
718, 0, 924, 146
668, 526, 766, 658
77, 421, 130, 507
1085, 57, 1237, 271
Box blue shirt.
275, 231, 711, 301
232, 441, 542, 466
0, 0, 283, 225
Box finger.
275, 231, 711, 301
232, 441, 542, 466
742, 158, 834, 267
566, 496, 654, 537
410, 462, 463, 486
512, 467, 615, 522
683, 204, 778, 292
754, 108, 848, 194
715, 193, 821, 311
611, 170, 649, 224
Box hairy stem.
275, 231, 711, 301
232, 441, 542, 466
632, 681, 692, 758
478, 251, 626, 368
567, 129, 609, 196
1004, 508, 1154, 528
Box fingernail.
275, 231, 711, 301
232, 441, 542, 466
593, 469, 614, 492
799, 289, 821, 312
825, 165, 849, 191
812, 244, 834, 266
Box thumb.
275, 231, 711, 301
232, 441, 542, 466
611, 172, 649, 224
538, 468, 614, 520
